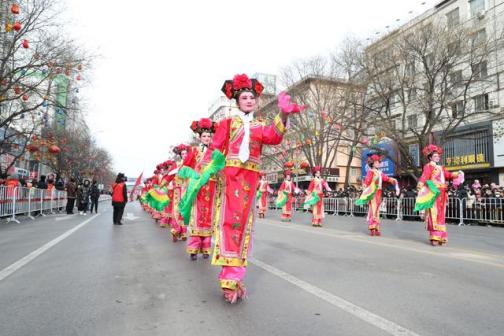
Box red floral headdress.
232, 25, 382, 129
190, 118, 216, 134
173, 144, 189, 156
422, 144, 442, 157
156, 163, 163, 170
300, 161, 310, 170
367, 154, 383, 164
311, 165, 321, 175
283, 161, 294, 169
221, 74, 264, 100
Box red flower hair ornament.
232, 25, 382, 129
221, 74, 264, 100
422, 144, 442, 157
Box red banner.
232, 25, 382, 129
129, 172, 143, 201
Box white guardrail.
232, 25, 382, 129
268, 196, 504, 226
0, 186, 112, 223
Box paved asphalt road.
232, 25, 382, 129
0, 202, 503, 336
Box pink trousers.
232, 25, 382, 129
187, 236, 211, 254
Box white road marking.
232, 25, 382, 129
0, 214, 100, 282
261, 221, 504, 269
55, 215, 75, 221
124, 213, 139, 221
251, 258, 421, 336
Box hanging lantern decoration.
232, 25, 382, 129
362, 137, 369, 145
13, 22, 21, 32
5, 22, 13, 32
27, 144, 39, 153
22, 39, 29, 48
22, 94, 28, 101
48, 145, 61, 154
300, 161, 310, 170
76, 75, 81, 81
11, 3, 20, 14
14, 86, 21, 94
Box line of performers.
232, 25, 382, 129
138, 74, 465, 305
356, 145, 464, 246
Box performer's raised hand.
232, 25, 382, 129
278, 91, 305, 114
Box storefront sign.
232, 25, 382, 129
493, 119, 504, 168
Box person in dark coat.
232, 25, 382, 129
77, 179, 91, 215
112, 173, 128, 225
89, 180, 101, 214
37, 175, 48, 189
65, 177, 77, 214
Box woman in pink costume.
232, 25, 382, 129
356, 154, 399, 236
415, 145, 463, 246
277, 166, 297, 222
170, 144, 195, 242
257, 173, 273, 218
304, 166, 331, 227
185, 118, 217, 260
210, 74, 303, 303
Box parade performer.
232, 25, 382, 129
159, 160, 177, 228
257, 173, 273, 218
304, 166, 331, 227
356, 154, 399, 236
182, 118, 217, 260
170, 144, 195, 242
276, 163, 298, 222
415, 144, 464, 246
203, 74, 302, 303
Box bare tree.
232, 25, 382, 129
0, 0, 90, 177
361, 21, 504, 178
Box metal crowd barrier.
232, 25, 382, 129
0, 186, 68, 223
268, 195, 504, 226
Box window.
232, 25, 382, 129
350, 168, 358, 177
469, 0, 485, 17
426, 53, 434, 68
408, 88, 417, 101
446, 8, 460, 27
472, 61, 488, 79
451, 101, 465, 118
473, 93, 489, 111
473, 29, 487, 46
405, 62, 415, 77
448, 41, 461, 56
450, 70, 463, 86
407, 114, 418, 129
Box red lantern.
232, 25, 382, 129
13, 22, 21, 32
48, 145, 61, 154
22, 39, 29, 49
22, 94, 28, 101
27, 144, 39, 153
11, 4, 20, 14
76, 75, 81, 81
362, 137, 369, 145
14, 86, 21, 94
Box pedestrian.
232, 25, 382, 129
65, 177, 77, 214
112, 173, 128, 225
37, 175, 48, 189
277, 165, 296, 222
89, 180, 101, 213
77, 179, 91, 215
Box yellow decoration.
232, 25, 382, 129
5, 23, 13, 32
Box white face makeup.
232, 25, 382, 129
237, 91, 256, 113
